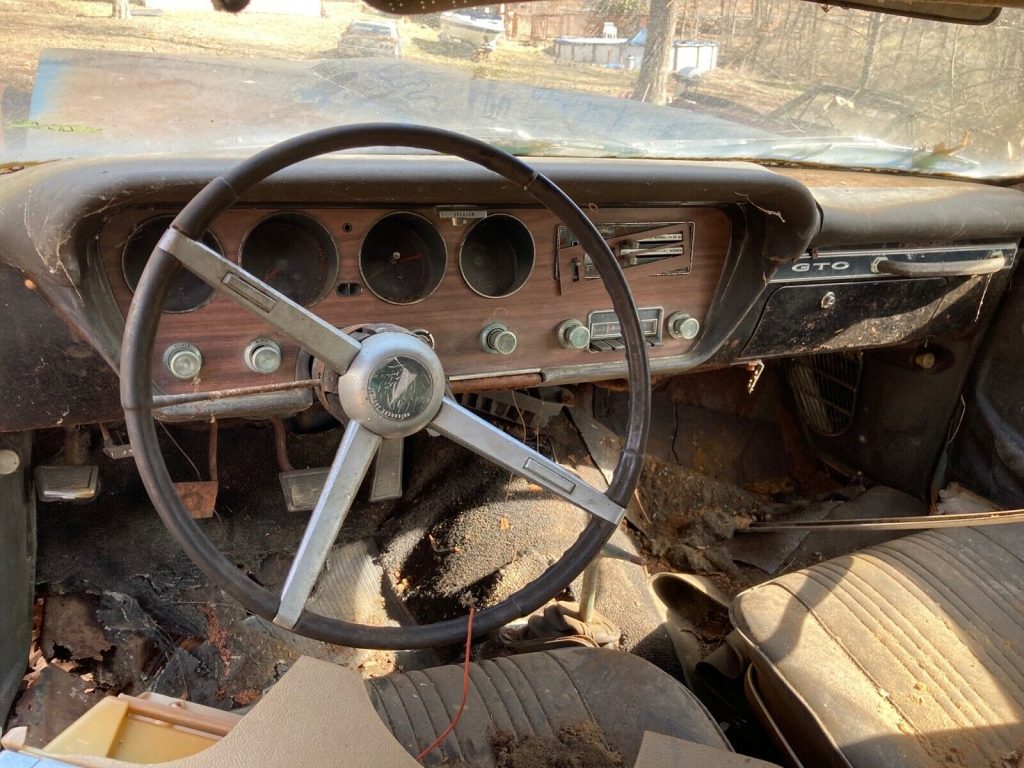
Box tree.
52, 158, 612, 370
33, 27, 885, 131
857, 13, 883, 91
631, 0, 680, 105
111, 0, 131, 20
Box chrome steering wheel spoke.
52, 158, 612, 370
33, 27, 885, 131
158, 228, 362, 375
274, 420, 382, 629
429, 397, 624, 525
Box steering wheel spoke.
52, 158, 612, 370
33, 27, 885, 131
429, 397, 624, 525
274, 420, 382, 629
158, 228, 362, 374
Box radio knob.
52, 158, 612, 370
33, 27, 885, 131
557, 319, 591, 350
666, 312, 701, 340
245, 338, 282, 374
480, 323, 518, 355
163, 342, 203, 380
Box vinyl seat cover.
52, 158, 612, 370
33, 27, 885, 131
732, 526, 1024, 768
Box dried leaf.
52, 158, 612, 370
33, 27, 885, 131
499, 516, 511, 531
929, 130, 971, 156
232, 689, 260, 706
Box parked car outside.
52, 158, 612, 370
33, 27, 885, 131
338, 19, 401, 58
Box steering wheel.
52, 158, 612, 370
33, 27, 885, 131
120, 124, 650, 649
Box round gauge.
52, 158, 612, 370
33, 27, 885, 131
240, 213, 338, 307
359, 213, 447, 304
459, 215, 535, 298
122, 216, 220, 313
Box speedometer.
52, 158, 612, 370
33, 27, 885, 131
459, 214, 535, 298
359, 213, 447, 304
240, 213, 338, 306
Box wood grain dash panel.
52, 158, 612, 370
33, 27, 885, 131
100, 205, 731, 395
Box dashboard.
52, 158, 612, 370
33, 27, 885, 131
100, 204, 730, 395
1, 154, 1024, 430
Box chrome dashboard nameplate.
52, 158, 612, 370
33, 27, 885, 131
772, 243, 1017, 284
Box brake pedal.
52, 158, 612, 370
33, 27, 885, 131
279, 467, 330, 513
35, 465, 99, 502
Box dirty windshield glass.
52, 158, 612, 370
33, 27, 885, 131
1, 0, 1023, 178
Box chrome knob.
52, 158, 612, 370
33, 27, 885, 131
558, 319, 591, 350
163, 342, 203, 380
245, 338, 282, 374
481, 323, 518, 355
666, 312, 701, 340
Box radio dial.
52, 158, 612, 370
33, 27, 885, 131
557, 319, 591, 350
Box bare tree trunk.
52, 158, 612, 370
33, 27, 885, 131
857, 13, 882, 92
111, 0, 131, 20
727, 0, 738, 48
631, 0, 680, 104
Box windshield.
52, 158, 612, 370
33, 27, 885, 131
2, 0, 1022, 178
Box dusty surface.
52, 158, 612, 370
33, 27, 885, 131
633, 456, 762, 575
492, 723, 623, 768
1, 0, 1020, 172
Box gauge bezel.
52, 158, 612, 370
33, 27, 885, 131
121, 215, 222, 313
239, 211, 339, 307
458, 213, 536, 299
358, 211, 448, 305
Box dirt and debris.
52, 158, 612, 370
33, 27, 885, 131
40, 593, 111, 662
492, 723, 624, 768
630, 457, 762, 576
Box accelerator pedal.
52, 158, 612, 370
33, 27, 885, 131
369, 437, 403, 503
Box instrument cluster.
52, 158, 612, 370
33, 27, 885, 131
100, 204, 730, 395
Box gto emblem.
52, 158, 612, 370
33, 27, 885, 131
792, 260, 851, 273
367, 356, 434, 422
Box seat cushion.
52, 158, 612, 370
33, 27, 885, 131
732, 526, 1024, 768
366, 646, 730, 766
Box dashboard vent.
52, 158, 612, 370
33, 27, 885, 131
786, 352, 863, 436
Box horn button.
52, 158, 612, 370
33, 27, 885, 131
335, 331, 446, 438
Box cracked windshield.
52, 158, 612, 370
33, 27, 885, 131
1, 0, 1023, 177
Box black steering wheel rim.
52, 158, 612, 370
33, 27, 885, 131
120, 123, 650, 649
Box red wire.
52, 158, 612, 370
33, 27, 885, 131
416, 605, 476, 763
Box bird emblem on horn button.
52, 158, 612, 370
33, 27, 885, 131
367, 355, 434, 422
